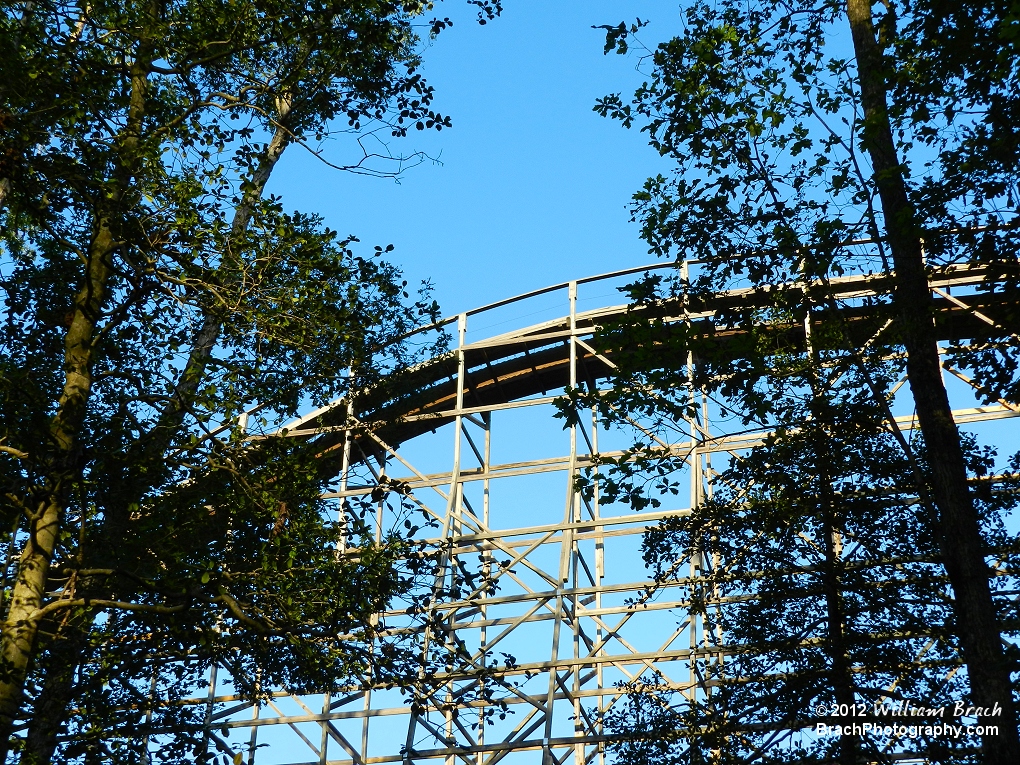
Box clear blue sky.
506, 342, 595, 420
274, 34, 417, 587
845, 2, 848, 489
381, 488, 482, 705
270, 1, 681, 317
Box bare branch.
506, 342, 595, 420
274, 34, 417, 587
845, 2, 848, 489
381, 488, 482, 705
215, 587, 277, 634
0, 444, 29, 461
34, 598, 189, 620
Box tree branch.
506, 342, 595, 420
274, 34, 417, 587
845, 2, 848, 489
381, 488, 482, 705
34, 598, 189, 621
0, 445, 29, 461
215, 587, 276, 634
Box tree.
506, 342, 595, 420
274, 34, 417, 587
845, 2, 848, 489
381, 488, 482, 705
581, 1, 1020, 761
592, 301, 1015, 764
0, 0, 501, 760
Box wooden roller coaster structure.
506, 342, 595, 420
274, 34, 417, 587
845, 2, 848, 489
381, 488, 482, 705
145, 256, 1020, 765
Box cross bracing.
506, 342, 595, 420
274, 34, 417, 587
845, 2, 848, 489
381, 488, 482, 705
100, 256, 1018, 764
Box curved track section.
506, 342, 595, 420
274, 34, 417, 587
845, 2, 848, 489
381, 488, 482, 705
286, 261, 1010, 458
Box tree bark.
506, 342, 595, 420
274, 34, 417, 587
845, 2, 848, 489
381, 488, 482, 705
0, 29, 154, 756
8, 104, 293, 765
140, 104, 292, 463
806, 319, 859, 765
19, 617, 89, 765
0, 236, 114, 757
820, 498, 857, 765
846, 1, 1020, 762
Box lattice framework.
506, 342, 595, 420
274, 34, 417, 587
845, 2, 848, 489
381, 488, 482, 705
134, 258, 1017, 765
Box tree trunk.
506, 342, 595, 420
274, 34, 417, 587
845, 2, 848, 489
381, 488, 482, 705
807, 323, 859, 765
139, 108, 292, 463
0, 230, 115, 758
4, 108, 293, 765
820, 501, 856, 765
20, 618, 90, 765
846, 2, 1020, 762
0, 31, 153, 757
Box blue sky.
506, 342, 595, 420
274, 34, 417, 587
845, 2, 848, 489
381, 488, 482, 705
270, 1, 682, 317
